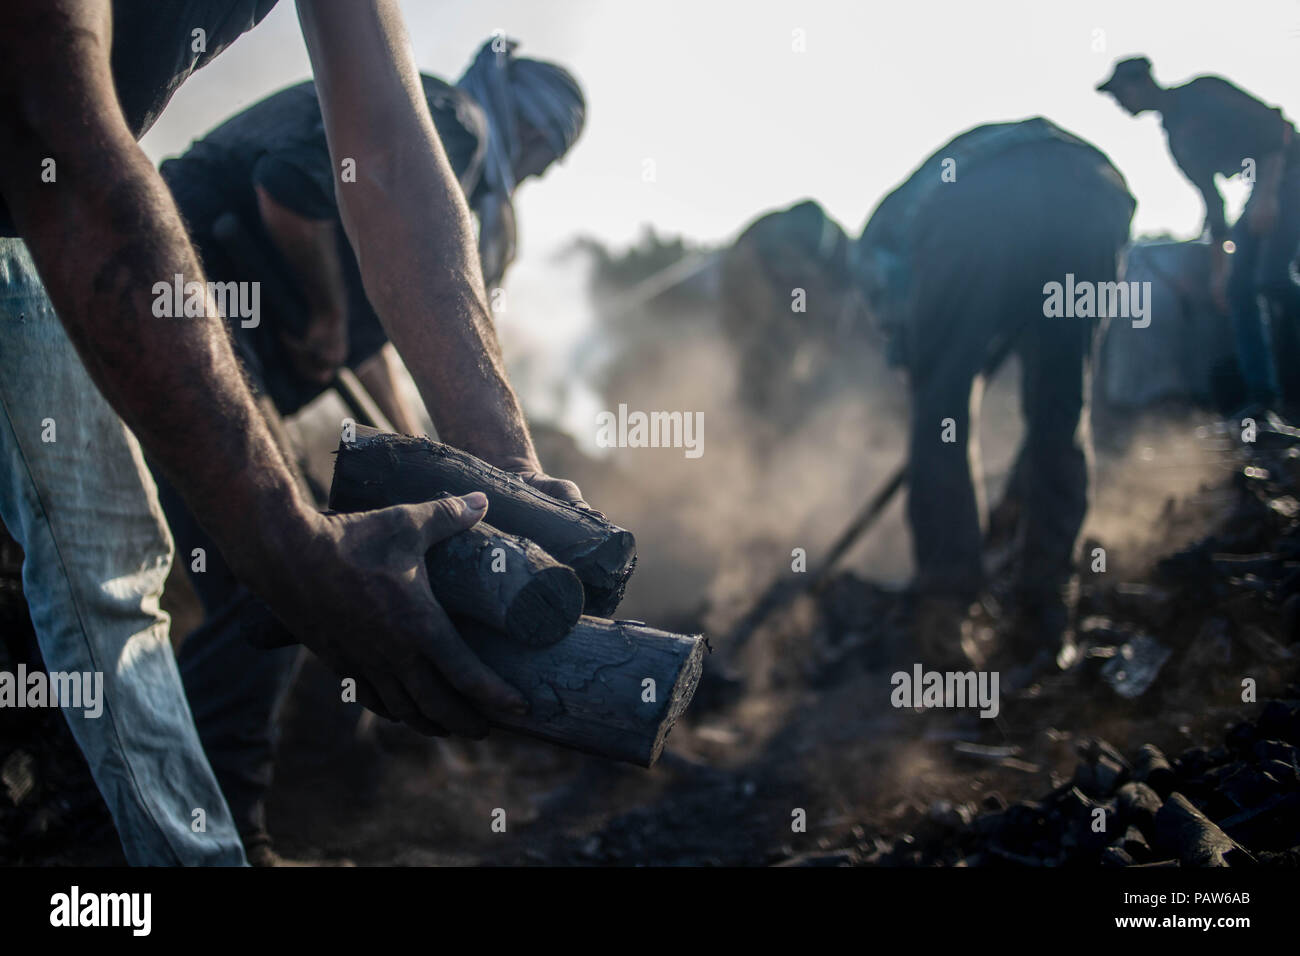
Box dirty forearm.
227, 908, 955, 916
297, 0, 538, 468
0, 134, 316, 591
356, 345, 422, 435
0, 0, 319, 593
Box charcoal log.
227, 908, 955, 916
1117, 781, 1163, 835
1225, 720, 1259, 753
1100, 846, 1134, 866
1117, 825, 1151, 862
460, 616, 705, 767
236, 524, 585, 649
330, 427, 636, 614
1073, 754, 1127, 798
1258, 700, 1300, 745
1217, 765, 1283, 811
1154, 792, 1256, 867
429, 522, 584, 646
1133, 744, 1176, 797
1252, 738, 1300, 766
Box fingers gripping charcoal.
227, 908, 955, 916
239, 521, 584, 649
330, 427, 636, 615
327, 428, 701, 766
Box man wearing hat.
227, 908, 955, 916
1097, 56, 1300, 413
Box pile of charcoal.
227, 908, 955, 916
870, 694, 1300, 867
1066, 419, 1300, 704
855, 422, 1300, 867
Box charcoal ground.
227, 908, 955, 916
3, 413, 1298, 866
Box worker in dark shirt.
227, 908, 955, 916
0, 1, 587, 865
852, 118, 1135, 680
160, 43, 583, 419
161, 74, 487, 422
155, 45, 585, 863
1098, 56, 1300, 412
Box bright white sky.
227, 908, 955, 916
141, 0, 1300, 257
136, 0, 1300, 438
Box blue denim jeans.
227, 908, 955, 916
0, 237, 245, 865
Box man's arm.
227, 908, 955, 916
356, 345, 424, 435
295, 0, 579, 503
0, 0, 525, 732
1186, 166, 1229, 244
256, 189, 424, 433
1170, 151, 1232, 312
255, 185, 350, 383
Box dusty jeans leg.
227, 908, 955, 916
156, 462, 303, 844
150, 348, 309, 848
178, 595, 303, 846
0, 237, 245, 865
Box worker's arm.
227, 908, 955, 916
356, 344, 424, 435
257, 190, 432, 435
0, 0, 525, 733
1187, 169, 1229, 245
255, 185, 349, 383
1178, 163, 1232, 313
295, 0, 584, 507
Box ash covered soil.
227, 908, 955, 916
4, 412, 1300, 866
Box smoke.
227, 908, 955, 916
1082, 411, 1231, 575
498, 254, 1226, 633
493, 249, 608, 446
508, 256, 953, 627
346, 235, 1229, 640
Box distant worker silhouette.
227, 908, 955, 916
1098, 56, 1300, 415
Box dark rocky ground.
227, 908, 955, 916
3, 415, 1299, 866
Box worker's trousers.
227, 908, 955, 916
155, 467, 303, 849
902, 143, 1131, 607
1226, 155, 1300, 407
0, 237, 245, 865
